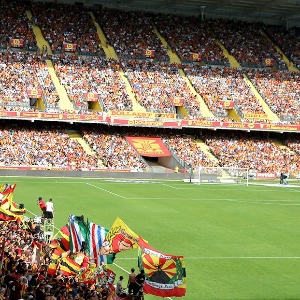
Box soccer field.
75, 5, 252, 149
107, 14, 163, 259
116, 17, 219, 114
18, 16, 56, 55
2, 176, 300, 300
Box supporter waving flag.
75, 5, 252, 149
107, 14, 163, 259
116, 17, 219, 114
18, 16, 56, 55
99, 217, 139, 255
86, 220, 115, 266
69, 215, 88, 253
138, 237, 186, 297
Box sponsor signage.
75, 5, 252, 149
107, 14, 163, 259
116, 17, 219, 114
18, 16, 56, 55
109, 110, 176, 119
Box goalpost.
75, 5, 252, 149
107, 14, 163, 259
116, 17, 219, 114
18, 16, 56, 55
196, 166, 249, 185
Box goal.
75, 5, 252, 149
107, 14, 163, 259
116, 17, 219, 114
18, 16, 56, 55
196, 166, 249, 185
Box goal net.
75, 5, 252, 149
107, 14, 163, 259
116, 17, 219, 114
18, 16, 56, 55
195, 166, 249, 185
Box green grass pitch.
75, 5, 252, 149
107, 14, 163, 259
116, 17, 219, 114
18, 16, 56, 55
2, 176, 300, 300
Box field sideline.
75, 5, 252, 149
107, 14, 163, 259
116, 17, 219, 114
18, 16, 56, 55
2, 176, 300, 300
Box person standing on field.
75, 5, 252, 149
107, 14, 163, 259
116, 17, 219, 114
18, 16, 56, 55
45, 198, 54, 219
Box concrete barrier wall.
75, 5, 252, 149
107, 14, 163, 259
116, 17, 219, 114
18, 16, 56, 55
0, 170, 190, 180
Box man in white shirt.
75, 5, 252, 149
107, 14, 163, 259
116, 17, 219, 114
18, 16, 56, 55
116, 276, 128, 298
45, 198, 54, 219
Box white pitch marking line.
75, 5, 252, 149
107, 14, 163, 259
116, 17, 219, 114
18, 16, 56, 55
86, 182, 126, 198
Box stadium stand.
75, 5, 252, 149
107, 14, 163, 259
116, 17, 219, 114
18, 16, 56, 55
0, 1, 299, 180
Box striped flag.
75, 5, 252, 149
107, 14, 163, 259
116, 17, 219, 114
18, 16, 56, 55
69, 215, 88, 253
48, 249, 63, 275
86, 220, 115, 266
59, 256, 81, 276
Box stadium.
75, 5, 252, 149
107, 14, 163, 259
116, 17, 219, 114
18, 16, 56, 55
0, 0, 300, 299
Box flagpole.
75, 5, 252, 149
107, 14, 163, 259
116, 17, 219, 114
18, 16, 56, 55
112, 262, 173, 300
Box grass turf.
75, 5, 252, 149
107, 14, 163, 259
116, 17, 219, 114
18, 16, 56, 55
2, 176, 300, 300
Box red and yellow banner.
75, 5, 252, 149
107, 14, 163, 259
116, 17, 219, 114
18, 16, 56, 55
83, 92, 98, 101
264, 58, 274, 67
172, 98, 184, 106
221, 100, 234, 109
144, 49, 155, 58
63, 42, 77, 52
126, 136, 172, 157
9, 38, 24, 48
190, 53, 202, 61
27, 88, 42, 98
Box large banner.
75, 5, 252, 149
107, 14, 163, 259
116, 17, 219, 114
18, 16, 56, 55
126, 136, 172, 157
27, 88, 43, 98
10, 38, 24, 48
138, 237, 186, 297
144, 49, 155, 58
63, 42, 77, 52
83, 92, 98, 102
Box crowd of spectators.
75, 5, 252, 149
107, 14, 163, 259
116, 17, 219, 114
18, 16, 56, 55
94, 8, 169, 62
247, 69, 300, 123
152, 15, 228, 65
263, 25, 300, 69
122, 60, 198, 115
0, 123, 103, 171
0, 219, 118, 299
163, 134, 218, 170
31, 2, 104, 57
202, 131, 300, 176
184, 65, 267, 121
0, 0, 37, 52
1, 4, 300, 125
52, 55, 133, 112
215, 20, 287, 70
0, 51, 59, 112
81, 126, 147, 171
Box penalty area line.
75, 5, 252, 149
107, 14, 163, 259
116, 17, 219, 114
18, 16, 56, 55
86, 182, 126, 198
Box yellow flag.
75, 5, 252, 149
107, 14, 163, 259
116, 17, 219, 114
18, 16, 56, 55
100, 217, 139, 254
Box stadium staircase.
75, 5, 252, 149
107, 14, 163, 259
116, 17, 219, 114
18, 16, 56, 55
260, 30, 299, 72
119, 70, 146, 112
195, 139, 220, 164
67, 130, 96, 155
243, 75, 280, 122
153, 27, 215, 119
272, 139, 297, 154
26, 11, 52, 55
90, 12, 145, 112
67, 130, 106, 167
216, 40, 241, 68
45, 60, 74, 111
195, 139, 233, 178
89, 12, 117, 60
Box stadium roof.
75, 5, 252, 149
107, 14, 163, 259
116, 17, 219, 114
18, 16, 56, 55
51, 0, 300, 27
